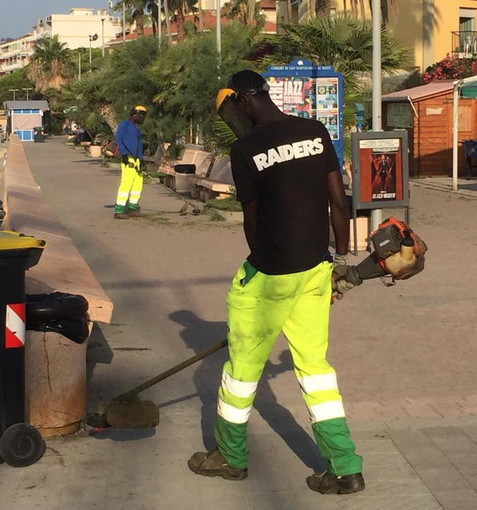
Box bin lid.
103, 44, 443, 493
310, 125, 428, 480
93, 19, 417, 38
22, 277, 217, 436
0, 230, 46, 250
0, 230, 46, 269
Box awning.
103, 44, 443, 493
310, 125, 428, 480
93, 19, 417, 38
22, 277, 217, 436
461, 84, 477, 98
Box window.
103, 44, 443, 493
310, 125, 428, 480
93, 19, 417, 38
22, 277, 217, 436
459, 8, 476, 55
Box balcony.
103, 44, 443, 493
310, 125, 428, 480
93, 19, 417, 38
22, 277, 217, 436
452, 31, 477, 58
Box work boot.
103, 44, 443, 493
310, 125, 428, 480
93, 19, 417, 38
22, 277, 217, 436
188, 447, 247, 481
127, 207, 142, 217
114, 212, 130, 220
306, 471, 365, 495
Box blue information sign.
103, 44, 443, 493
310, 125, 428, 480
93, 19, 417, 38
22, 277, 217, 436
262, 58, 345, 168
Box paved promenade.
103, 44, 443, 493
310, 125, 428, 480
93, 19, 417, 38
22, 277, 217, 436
1, 136, 477, 510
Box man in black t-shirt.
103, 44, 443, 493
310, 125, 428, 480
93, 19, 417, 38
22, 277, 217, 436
188, 71, 364, 495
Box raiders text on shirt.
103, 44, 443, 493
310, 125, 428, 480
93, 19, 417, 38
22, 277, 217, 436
252, 137, 325, 171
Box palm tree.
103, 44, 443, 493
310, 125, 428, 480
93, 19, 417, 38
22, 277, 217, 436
114, 0, 148, 35
62, 70, 118, 133
373, 0, 397, 26
261, 15, 412, 81
342, 0, 397, 24
259, 14, 412, 154
166, 0, 198, 41
27, 35, 75, 93
315, 0, 331, 16
149, 22, 259, 141
226, 0, 265, 27
147, 0, 159, 36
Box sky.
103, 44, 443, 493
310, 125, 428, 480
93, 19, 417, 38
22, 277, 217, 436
0, 1, 110, 40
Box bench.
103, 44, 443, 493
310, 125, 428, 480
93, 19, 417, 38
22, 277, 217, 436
2, 134, 113, 437
161, 145, 213, 194
191, 155, 235, 201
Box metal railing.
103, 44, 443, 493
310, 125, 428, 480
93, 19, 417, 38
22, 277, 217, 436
452, 31, 477, 57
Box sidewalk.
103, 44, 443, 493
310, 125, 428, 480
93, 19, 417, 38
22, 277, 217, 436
1, 136, 476, 510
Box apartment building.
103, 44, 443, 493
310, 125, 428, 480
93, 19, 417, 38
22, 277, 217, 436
295, 0, 477, 74
0, 8, 121, 76
0, 35, 36, 75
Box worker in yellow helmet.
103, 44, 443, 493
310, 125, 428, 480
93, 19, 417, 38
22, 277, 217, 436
114, 105, 148, 219
188, 71, 364, 495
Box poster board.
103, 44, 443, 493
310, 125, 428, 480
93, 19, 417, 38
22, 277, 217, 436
262, 59, 344, 167
351, 131, 409, 210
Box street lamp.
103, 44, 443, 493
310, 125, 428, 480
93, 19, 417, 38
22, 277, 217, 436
9, 89, 19, 100
101, 18, 105, 57
216, 0, 221, 68
371, 0, 382, 230
22, 88, 33, 100
123, 2, 126, 42
89, 33, 98, 66
78, 48, 83, 79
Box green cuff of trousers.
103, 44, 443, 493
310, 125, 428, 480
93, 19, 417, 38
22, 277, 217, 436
312, 417, 363, 476
214, 415, 249, 469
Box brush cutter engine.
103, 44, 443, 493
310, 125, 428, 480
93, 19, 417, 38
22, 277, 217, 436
334, 217, 428, 287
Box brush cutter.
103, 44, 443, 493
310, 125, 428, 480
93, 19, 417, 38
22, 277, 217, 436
86, 339, 227, 430
87, 219, 427, 430
332, 216, 428, 292
155, 178, 201, 215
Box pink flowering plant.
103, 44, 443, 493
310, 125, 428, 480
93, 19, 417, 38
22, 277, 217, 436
424, 53, 477, 83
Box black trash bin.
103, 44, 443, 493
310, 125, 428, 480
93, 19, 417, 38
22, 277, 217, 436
174, 164, 196, 174
26, 292, 90, 344
0, 230, 46, 467
462, 139, 477, 178
33, 127, 44, 143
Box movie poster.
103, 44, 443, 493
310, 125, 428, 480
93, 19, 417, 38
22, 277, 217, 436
267, 76, 340, 140
358, 138, 403, 203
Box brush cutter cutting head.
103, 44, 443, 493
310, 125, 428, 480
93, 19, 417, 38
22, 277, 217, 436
87, 400, 159, 430
105, 400, 159, 429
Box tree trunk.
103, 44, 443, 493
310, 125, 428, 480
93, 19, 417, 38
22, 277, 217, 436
176, 6, 186, 40
135, 10, 145, 35
359, 0, 365, 20
163, 0, 172, 43
248, 0, 256, 24
198, 0, 204, 30
99, 104, 118, 132
381, 0, 389, 24
315, 0, 331, 16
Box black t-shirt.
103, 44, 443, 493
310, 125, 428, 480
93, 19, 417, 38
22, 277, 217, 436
231, 115, 340, 275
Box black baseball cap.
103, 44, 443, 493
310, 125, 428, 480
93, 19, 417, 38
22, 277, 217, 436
228, 70, 270, 96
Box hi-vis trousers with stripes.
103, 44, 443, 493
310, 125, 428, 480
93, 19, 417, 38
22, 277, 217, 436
115, 157, 143, 213
214, 260, 363, 475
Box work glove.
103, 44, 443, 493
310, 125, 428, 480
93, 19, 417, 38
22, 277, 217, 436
332, 253, 354, 300
122, 154, 136, 168
137, 159, 148, 176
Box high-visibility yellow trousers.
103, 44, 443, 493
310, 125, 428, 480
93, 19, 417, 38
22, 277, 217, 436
214, 260, 363, 475
115, 158, 143, 213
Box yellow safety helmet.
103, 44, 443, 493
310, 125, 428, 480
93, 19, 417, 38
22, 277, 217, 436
131, 105, 148, 116
216, 88, 236, 112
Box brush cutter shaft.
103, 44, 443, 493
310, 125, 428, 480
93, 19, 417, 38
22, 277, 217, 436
158, 182, 200, 213
114, 339, 227, 402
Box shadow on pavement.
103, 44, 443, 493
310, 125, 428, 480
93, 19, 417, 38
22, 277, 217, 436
170, 309, 326, 471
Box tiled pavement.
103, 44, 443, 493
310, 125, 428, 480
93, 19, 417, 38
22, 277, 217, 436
0, 137, 476, 510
